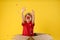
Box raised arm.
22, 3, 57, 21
31, 10, 35, 23
21, 8, 26, 23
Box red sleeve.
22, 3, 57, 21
22, 22, 25, 26
32, 23, 35, 26
22, 23, 24, 26
22, 21, 26, 26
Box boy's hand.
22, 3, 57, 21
31, 10, 35, 14
21, 8, 26, 13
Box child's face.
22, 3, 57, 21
25, 15, 32, 22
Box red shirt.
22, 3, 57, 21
22, 21, 34, 36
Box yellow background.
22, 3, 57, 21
0, 0, 60, 40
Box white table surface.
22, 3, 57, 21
13, 33, 53, 40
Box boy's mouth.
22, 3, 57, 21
27, 16, 30, 19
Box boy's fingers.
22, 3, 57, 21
31, 10, 35, 13
21, 8, 26, 13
